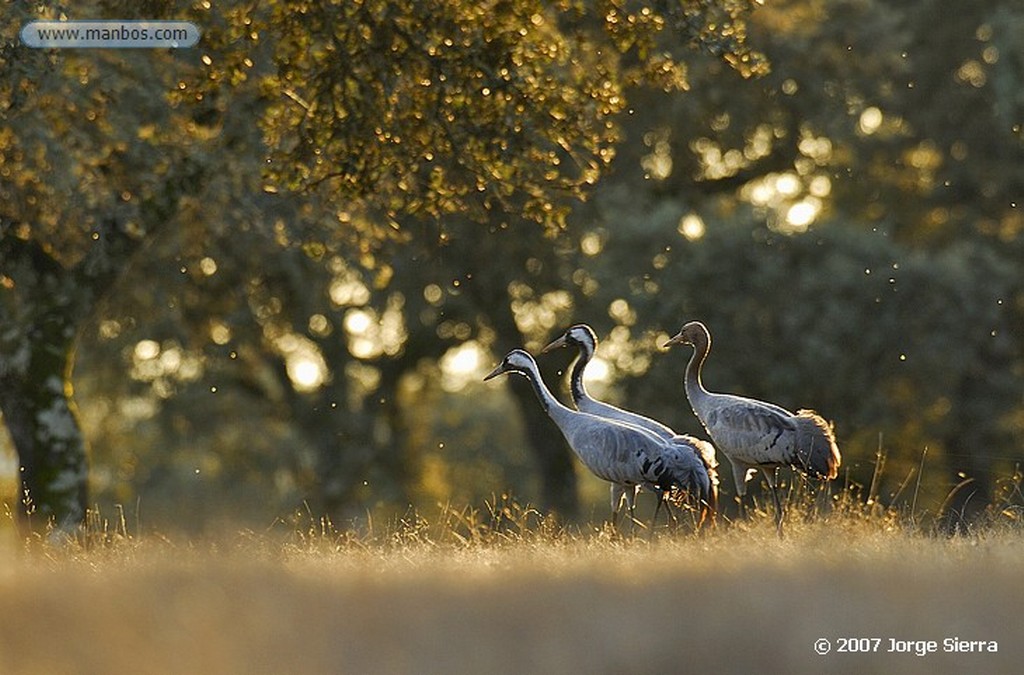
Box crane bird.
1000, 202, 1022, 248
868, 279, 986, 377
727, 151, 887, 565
542, 324, 719, 527
484, 349, 712, 529
661, 321, 841, 536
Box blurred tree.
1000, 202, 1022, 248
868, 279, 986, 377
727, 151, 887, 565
551, 0, 1024, 523
1, 0, 765, 529
570, 204, 1017, 517
1, 3, 205, 528
9, 0, 1018, 533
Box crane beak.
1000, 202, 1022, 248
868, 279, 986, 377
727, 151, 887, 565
661, 332, 686, 349
483, 363, 507, 381
540, 335, 568, 354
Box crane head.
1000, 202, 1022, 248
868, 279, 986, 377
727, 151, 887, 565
662, 321, 710, 350
483, 349, 536, 381
540, 334, 568, 354
541, 324, 596, 354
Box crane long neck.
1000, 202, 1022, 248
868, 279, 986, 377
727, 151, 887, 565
522, 362, 575, 428
522, 358, 611, 477
569, 342, 594, 405
685, 336, 713, 411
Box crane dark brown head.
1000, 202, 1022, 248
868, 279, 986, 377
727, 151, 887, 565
483, 349, 535, 381
541, 324, 596, 354
662, 321, 711, 350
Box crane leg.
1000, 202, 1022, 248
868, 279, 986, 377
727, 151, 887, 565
696, 501, 709, 530
730, 459, 755, 522
610, 484, 642, 535
735, 493, 751, 521
609, 484, 624, 532
770, 487, 784, 538
764, 468, 785, 538
652, 496, 662, 529
627, 485, 642, 534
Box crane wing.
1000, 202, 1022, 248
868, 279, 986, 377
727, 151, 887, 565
704, 402, 798, 466
577, 396, 676, 441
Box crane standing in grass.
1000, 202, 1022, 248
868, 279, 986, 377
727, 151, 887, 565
484, 349, 712, 528
542, 324, 718, 526
661, 321, 841, 536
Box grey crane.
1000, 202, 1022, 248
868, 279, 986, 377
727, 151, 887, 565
542, 324, 719, 526
662, 321, 841, 536
484, 349, 712, 528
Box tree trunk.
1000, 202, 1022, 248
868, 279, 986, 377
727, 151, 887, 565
445, 231, 581, 520
488, 310, 579, 519
0, 235, 91, 531
940, 373, 998, 532
0, 333, 88, 532
1, 217, 140, 533
504, 374, 580, 518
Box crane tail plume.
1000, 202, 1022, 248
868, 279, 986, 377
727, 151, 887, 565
793, 410, 841, 480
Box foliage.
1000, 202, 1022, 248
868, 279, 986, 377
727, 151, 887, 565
193, 0, 766, 232
558, 0, 1024, 518
1, 0, 1022, 532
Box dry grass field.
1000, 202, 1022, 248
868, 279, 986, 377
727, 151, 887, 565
0, 501, 1021, 675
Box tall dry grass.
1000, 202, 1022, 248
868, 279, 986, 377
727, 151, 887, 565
0, 483, 1022, 675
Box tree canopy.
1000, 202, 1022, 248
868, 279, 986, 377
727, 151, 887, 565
1, 0, 1021, 533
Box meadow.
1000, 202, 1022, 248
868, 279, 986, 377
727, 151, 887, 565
0, 493, 1021, 675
